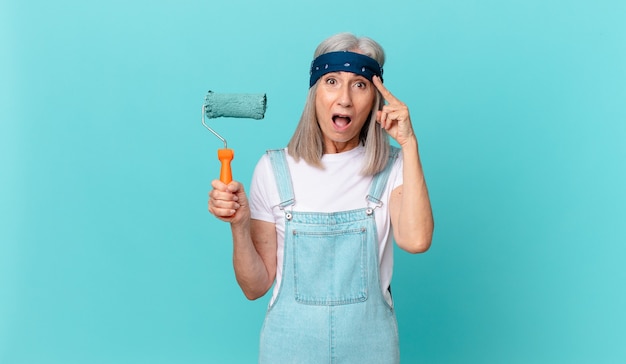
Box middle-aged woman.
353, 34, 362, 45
208, 32, 434, 364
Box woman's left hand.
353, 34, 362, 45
373, 75, 416, 147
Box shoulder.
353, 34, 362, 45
249, 150, 285, 221
253, 148, 288, 175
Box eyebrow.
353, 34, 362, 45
322, 71, 368, 80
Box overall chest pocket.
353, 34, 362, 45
292, 227, 369, 305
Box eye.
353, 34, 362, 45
325, 77, 337, 85
354, 80, 369, 89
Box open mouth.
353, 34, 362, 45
332, 114, 352, 129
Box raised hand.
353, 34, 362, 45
373, 75, 416, 147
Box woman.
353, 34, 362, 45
208, 33, 434, 363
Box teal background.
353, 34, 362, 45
2, 0, 625, 363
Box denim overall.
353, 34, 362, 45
259, 147, 400, 364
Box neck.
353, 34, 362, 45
323, 139, 361, 154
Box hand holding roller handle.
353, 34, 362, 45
201, 91, 266, 183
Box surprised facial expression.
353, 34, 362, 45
315, 71, 376, 153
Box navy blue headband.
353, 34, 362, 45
309, 51, 383, 88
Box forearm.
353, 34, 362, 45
394, 137, 434, 253
231, 220, 275, 300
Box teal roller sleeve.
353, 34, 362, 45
204, 91, 267, 119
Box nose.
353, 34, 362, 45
337, 84, 352, 107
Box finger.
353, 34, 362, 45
211, 179, 242, 200
384, 109, 405, 122
209, 188, 238, 203
381, 102, 408, 114
208, 192, 238, 221
383, 104, 410, 121
373, 75, 400, 104
209, 206, 237, 220
211, 179, 229, 191
226, 180, 244, 194
376, 109, 388, 129
208, 196, 239, 216
209, 192, 240, 208
209, 206, 237, 219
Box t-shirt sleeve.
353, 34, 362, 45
390, 149, 404, 190
249, 154, 278, 223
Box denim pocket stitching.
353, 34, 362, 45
293, 228, 368, 306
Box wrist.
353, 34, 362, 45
399, 135, 418, 151
230, 211, 251, 231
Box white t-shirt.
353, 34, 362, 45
249, 145, 404, 306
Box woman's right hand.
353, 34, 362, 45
208, 179, 250, 225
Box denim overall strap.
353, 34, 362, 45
266, 149, 295, 209
366, 146, 400, 207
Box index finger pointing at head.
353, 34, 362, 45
373, 75, 399, 104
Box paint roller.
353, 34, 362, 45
201, 91, 267, 183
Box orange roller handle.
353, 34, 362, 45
218, 148, 234, 184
